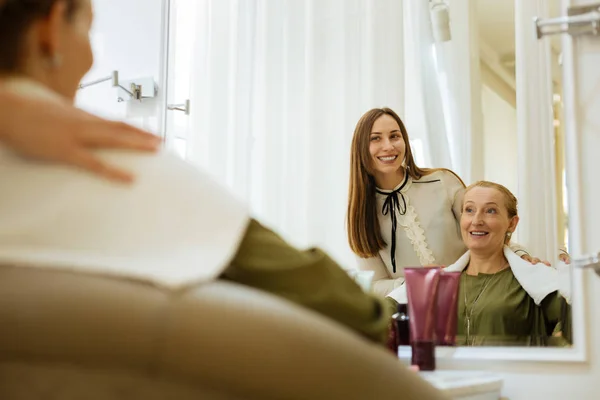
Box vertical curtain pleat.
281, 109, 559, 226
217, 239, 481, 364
185, 0, 406, 266
515, 0, 558, 260
404, 0, 452, 169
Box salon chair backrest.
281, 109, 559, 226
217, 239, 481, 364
0, 265, 448, 399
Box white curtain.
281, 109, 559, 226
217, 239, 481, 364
514, 0, 558, 260
176, 0, 405, 267
403, 0, 454, 170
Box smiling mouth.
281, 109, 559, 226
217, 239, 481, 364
470, 231, 489, 237
377, 155, 398, 163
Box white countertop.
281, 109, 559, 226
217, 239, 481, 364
419, 370, 503, 400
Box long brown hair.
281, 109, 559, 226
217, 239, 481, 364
0, 0, 80, 73
347, 107, 464, 258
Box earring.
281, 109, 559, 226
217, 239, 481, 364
506, 231, 512, 238
48, 54, 63, 69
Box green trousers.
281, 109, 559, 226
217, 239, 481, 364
221, 219, 394, 344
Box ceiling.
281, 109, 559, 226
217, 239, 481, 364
475, 0, 563, 87
476, 0, 516, 60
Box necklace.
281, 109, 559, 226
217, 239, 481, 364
463, 262, 509, 344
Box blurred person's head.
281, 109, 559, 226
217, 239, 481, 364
0, 0, 94, 101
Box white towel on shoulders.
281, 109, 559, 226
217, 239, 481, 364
387, 246, 571, 304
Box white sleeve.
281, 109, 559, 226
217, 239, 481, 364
441, 170, 465, 222
387, 283, 408, 304
356, 254, 404, 297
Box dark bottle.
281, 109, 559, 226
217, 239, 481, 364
394, 303, 410, 347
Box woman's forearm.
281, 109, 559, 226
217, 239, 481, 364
372, 277, 405, 297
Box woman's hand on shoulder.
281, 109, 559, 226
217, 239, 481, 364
520, 254, 552, 267
0, 91, 161, 183
558, 252, 571, 264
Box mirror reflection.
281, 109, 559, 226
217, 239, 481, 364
165, 0, 573, 349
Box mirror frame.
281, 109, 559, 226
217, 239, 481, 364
399, 14, 587, 362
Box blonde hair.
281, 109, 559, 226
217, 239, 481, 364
464, 180, 518, 218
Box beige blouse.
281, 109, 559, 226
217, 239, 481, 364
356, 170, 467, 296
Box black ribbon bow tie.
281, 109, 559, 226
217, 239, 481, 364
376, 185, 407, 274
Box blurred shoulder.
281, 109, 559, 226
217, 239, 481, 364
94, 149, 238, 204
1, 147, 240, 211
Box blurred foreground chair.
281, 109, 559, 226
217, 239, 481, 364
0, 265, 448, 399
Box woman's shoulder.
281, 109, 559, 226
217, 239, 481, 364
416, 168, 464, 187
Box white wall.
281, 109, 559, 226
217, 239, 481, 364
75, 0, 166, 135
481, 84, 518, 195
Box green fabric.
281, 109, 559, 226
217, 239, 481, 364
221, 219, 392, 344
384, 296, 400, 317
456, 268, 571, 347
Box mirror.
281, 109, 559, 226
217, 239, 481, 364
164, 0, 578, 355
447, 0, 572, 349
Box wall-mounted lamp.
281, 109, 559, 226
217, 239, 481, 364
78, 70, 119, 90
430, 0, 452, 42
167, 99, 190, 115
575, 252, 600, 277
78, 70, 157, 102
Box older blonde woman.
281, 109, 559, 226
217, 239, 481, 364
388, 181, 571, 346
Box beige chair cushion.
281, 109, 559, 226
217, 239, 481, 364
0, 266, 448, 399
